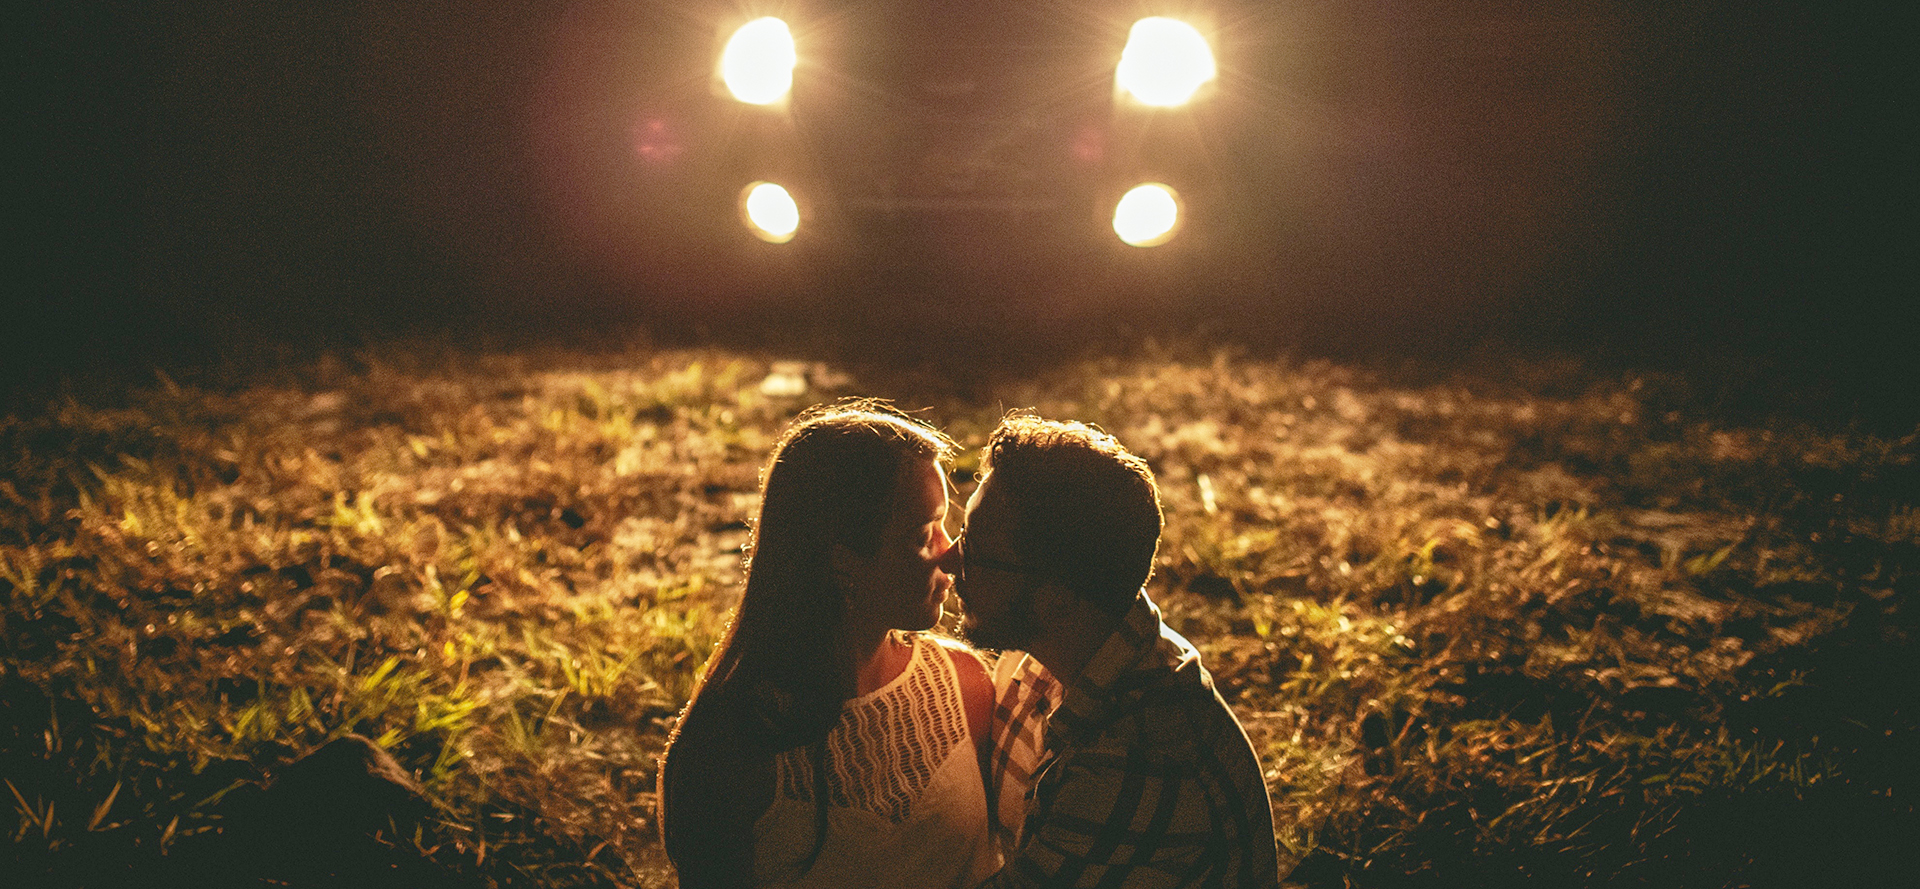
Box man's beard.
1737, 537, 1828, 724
960, 585, 1042, 652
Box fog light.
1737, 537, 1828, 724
741, 181, 799, 243
1113, 183, 1180, 247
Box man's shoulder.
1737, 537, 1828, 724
1087, 674, 1242, 762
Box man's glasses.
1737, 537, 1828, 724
955, 528, 1031, 584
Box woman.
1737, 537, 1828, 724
658, 400, 999, 888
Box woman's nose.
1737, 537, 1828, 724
935, 529, 962, 573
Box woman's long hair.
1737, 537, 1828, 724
659, 399, 953, 880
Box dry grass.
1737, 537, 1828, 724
3, 340, 1914, 886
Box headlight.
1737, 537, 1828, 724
1113, 183, 1180, 247
1115, 18, 1216, 107
741, 181, 799, 243
720, 18, 796, 105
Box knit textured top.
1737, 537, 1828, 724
753, 633, 999, 888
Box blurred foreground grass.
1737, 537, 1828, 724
3, 341, 1915, 886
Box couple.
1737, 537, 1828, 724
658, 400, 1278, 888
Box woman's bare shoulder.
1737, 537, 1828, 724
918, 631, 995, 665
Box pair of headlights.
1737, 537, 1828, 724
740, 181, 1182, 248
720, 16, 1217, 108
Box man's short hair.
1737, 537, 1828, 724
980, 413, 1161, 615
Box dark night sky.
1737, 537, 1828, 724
8, 1, 1913, 416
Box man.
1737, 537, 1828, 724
949, 414, 1280, 888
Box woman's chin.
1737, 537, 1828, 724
915, 587, 949, 630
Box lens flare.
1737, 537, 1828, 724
741, 181, 799, 243
721, 18, 796, 105
1116, 18, 1216, 107
1113, 183, 1180, 247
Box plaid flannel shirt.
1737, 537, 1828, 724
983, 592, 1280, 889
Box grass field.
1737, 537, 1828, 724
3, 338, 1915, 887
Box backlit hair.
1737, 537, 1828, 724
980, 412, 1161, 615
661, 398, 953, 879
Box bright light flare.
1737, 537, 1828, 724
741, 181, 799, 243
721, 18, 796, 105
1116, 18, 1216, 107
1113, 183, 1180, 247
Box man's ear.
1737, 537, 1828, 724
1030, 578, 1078, 623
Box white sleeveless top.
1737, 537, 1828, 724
752, 634, 1000, 888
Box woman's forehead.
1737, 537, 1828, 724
901, 458, 947, 517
